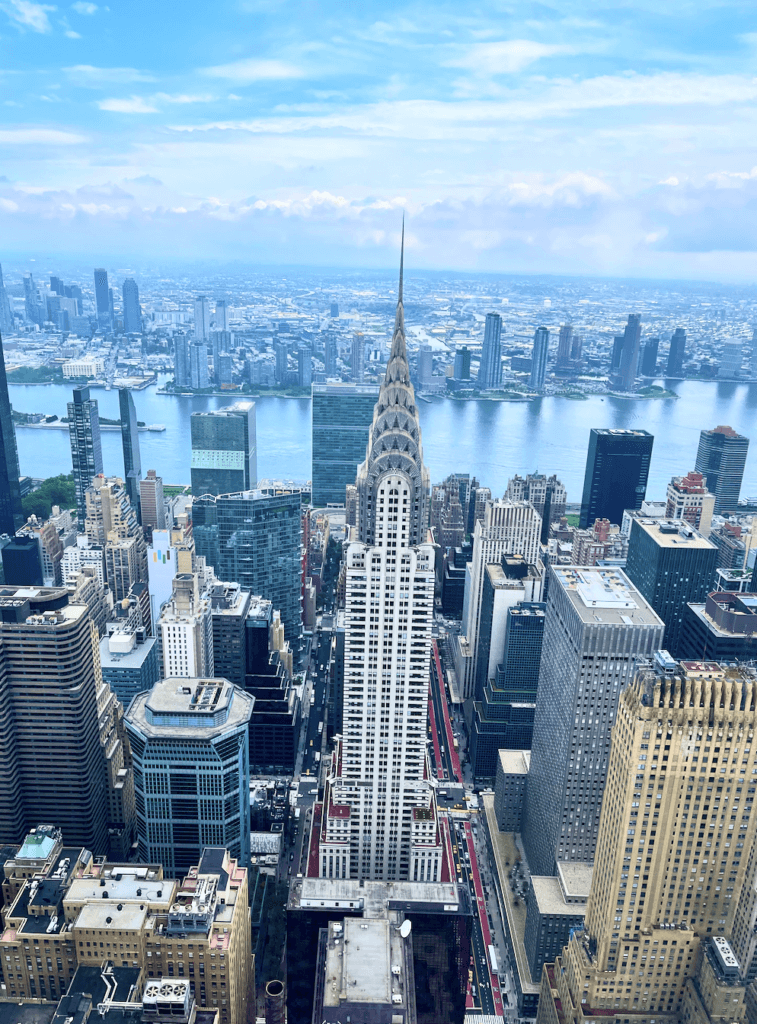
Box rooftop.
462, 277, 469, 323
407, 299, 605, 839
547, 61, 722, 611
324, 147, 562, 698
75, 901, 148, 932
530, 876, 587, 917
99, 632, 156, 669
498, 749, 530, 776
290, 876, 466, 917
127, 677, 254, 738
556, 862, 593, 901
65, 871, 175, 908
552, 566, 662, 626
629, 515, 716, 550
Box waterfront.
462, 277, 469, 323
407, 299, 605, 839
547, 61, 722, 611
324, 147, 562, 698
9, 378, 757, 501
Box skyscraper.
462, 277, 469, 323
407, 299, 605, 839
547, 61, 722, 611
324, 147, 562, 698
556, 324, 573, 367
93, 267, 110, 328
324, 332, 338, 376
529, 326, 549, 389
215, 297, 230, 330
351, 331, 365, 382
0, 327, 22, 536
579, 427, 653, 528
119, 387, 142, 518
311, 382, 380, 506
521, 566, 664, 875
665, 470, 716, 536
536, 658, 757, 1022
0, 585, 134, 853
478, 312, 503, 389
297, 343, 312, 387
173, 332, 190, 386
126, 676, 253, 877
718, 339, 743, 378
695, 424, 749, 514
613, 313, 642, 391
625, 514, 718, 658
139, 468, 166, 532
641, 335, 659, 376
189, 340, 209, 388
122, 278, 141, 333
417, 344, 433, 386
23, 272, 43, 325
319, 227, 443, 882
85, 475, 149, 601
274, 340, 288, 384
453, 346, 471, 379
666, 326, 687, 376
68, 386, 104, 530
190, 401, 257, 496
194, 295, 210, 340
0, 263, 13, 332
158, 572, 214, 678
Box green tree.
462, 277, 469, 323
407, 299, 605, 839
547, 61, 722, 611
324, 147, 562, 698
22, 474, 76, 519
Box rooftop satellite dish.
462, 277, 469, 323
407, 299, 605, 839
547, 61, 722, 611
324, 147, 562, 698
399, 920, 412, 938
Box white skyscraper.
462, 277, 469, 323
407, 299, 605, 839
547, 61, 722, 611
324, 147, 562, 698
461, 499, 542, 700
158, 572, 213, 678
320, 226, 443, 883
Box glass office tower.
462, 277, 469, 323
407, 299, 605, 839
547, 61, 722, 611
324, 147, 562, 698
579, 427, 653, 529
311, 383, 380, 507
190, 402, 257, 496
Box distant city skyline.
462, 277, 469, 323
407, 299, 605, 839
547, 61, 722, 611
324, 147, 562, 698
1, 1, 757, 280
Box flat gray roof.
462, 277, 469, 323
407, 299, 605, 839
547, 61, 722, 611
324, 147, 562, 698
552, 566, 662, 627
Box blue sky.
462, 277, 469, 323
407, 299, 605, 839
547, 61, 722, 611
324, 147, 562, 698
2, 0, 757, 279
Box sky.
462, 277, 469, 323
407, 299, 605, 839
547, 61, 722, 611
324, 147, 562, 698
2, 0, 757, 279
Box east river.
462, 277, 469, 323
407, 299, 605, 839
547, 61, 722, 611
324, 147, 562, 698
9, 378, 757, 502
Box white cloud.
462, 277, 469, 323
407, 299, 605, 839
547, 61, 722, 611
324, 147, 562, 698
0, 127, 85, 143
64, 28, 79, 36
445, 39, 578, 75
0, 197, 19, 211
63, 64, 155, 85
71, 1, 97, 12
1, 0, 56, 33
153, 93, 215, 105
201, 58, 304, 82
98, 96, 158, 113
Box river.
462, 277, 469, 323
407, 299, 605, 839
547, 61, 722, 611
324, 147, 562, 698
9, 378, 757, 502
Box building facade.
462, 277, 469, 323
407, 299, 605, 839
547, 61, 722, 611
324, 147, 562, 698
529, 326, 549, 389
139, 468, 166, 533
579, 427, 653, 529
159, 573, 214, 678
0, 329, 22, 536
190, 402, 257, 496
122, 278, 141, 333
68, 386, 104, 530
665, 470, 716, 536
478, 312, 503, 389
118, 387, 142, 519
311, 382, 380, 507
695, 424, 750, 514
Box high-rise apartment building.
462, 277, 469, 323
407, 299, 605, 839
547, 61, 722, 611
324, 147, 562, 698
351, 331, 365, 382
0, 262, 12, 332
215, 297, 230, 331
579, 427, 653, 529
529, 326, 549, 389
122, 277, 141, 333
126, 677, 253, 876
641, 335, 659, 376
85, 475, 148, 600
93, 267, 110, 327
311, 382, 380, 507
194, 295, 211, 340
68, 386, 104, 530
190, 340, 209, 388
625, 515, 718, 658
0, 328, 22, 535
139, 468, 166, 532
667, 326, 687, 375
319, 232, 443, 882
522, 566, 664, 875
613, 313, 642, 391
174, 332, 191, 386
454, 345, 471, 379
478, 312, 503, 389
505, 472, 567, 525
536, 658, 757, 1022
215, 489, 303, 638
324, 332, 338, 376
208, 580, 251, 688
118, 387, 142, 518
556, 324, 573, 367
665, 470, 716, 536
297, 343, 312, 387
190, 402, 257, 496
274, 339, 288, 384
719, 339, 744, 378
462, 499, 542, 699
695, 424, 750, 514
0, 585, 134, 854
158, 573, 214, 678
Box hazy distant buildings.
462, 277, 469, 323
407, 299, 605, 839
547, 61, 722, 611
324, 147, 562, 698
194, 295, 210, 341
666, 326, 687, 376
190, 402, 256, 496
478, 312, 503, 389
625, 514, 718, 658
311, 382, 379, 507
297, 343, 312, 387
522, 566, 663, 875
274, 340, 288, 384
556, 324, 572, 367
453, 345, 471, 379
0, 262, 12, 331
417, 343, 434, 386
695, 424, 749, 513
612, 313, 642, 391
0, 329, 22, 536
719, 339, 744, 378
173, 333, 190, 387
579, 427, 653, 529
119, 388, 142, 518
324, 332, 338, 376
93, 267, 111, 328
351, 331, 365, 382
189, 340, 209, 389
640, 335, 659, 376
68, 386, 104, 530
122, 278, 141, 333
529, 326, 549, 389
215, 298, 229, 330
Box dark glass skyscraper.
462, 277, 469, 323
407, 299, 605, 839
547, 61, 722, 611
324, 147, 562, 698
613, 312, 642, 391
311, 382, 379, 506
529, 326, 549, 389
0, 329, 22, 536
94, 267, 110, 317
478, 312, 503, 389
68, 386, 103, 530
695, 424, 749, 514
122, 277, 141, 333
579, 427, 653, 528
641, 336, 659, 376
190, 402, 256, 496
119, 387, 142, 518
666, 327, 686, 376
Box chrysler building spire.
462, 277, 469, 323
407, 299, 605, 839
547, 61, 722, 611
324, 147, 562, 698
356, 219, 430, 546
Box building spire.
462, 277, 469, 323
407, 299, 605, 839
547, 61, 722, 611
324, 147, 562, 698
398, 214, 404, 305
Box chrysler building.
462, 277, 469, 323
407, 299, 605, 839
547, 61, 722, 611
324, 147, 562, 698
319, 225, 444, 882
